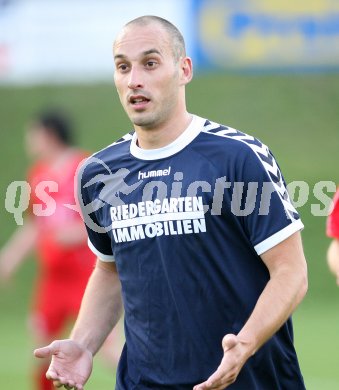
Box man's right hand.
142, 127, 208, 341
34, 339, 93, 390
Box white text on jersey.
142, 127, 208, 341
138, 167, 171, 180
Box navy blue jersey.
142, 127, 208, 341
78, 115, 305, 389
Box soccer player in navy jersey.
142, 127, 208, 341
34, 15, 308, 390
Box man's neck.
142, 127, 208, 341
134, 112, 193, 150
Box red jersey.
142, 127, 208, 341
28, 149, 95, 280
327, 188, 339, 239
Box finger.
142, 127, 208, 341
35, 340, 62, 359
202, 362, 236, 389
193, 363, 228, 389
207, 369, 238, 389
194, 379, 230, 390
205, 375, 226, 389
53, 376, 68, 388
34, 346, 53, 358
46, 369, 59, 381
210, 385, 230, 390
194, 381, 224, 390
193, 383, 207, 390
64, 380, 76, 389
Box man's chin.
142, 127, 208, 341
131, 114, 157, 129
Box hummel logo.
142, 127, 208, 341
138, 167, 171, 180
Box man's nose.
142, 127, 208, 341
128, 67, 143, 89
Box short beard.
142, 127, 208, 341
131, 113, 162, 130
130, 100, 176, 131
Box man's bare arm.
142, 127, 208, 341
238, 230, 308, 354
194, 231, 308, 390
70, 259, 123, 355
0, 218, 38, 282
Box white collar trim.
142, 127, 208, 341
130, 115, 205, 160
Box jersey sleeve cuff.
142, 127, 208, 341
87, 238, 115, 262
254, 219, 304, 255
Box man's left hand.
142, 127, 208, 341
193, 334, 251, 390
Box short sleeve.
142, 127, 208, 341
233, 143, 304, 255
77, 158, 115, 262
327, 188, 339, 239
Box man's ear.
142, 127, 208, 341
179, 57, 193, 86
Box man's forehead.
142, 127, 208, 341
114, 23, 171, 57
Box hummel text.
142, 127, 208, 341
138, 167, 171, 180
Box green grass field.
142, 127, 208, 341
0, 73, 339, 389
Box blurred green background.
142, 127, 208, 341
0, 73, 339, 389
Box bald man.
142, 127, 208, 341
34, 16, 307, 390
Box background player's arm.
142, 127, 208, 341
194, 231, 308, 390
326, 188, 339, 285
34, 258, 122, 389
327, 239, 339, 285
0, 218, 38, 282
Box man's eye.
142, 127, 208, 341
117, 64, 128, 71
146, 61, 157, 68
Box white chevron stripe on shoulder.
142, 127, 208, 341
89, 131, 134, 159
202, 120, 298, 221
113, 132, 134, 145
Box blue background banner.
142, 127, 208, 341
193, 0, 339, 71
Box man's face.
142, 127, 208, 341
25, 125, 50, 159
113, 23, 183, 130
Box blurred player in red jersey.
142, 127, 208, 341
0, 110, 123, 390
327, 188, 339, 285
